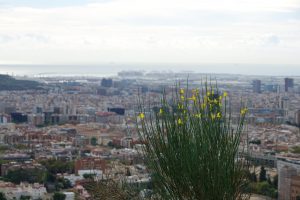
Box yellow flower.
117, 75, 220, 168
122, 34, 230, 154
139, 113, 145, 119
188, 95, 196, 101
159, 108, 163, 115
216, 112, 221, 118
192, 88, 199, 95
219, 95, 223, 101
181, 95, 185, 101
207, 97, 212, 103
201, 103, 206, 110
223, 92, 228, 97
241, 108, 248, 115
207, 91, 211, 96
178, 103, 184, 110
178, 118, 183, 125
211, 114, 216, 120
213, 99, 218, 104
180, 88, 184, 95
194, 113, 201, 118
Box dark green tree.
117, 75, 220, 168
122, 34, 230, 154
61, 178, 72, 189
0, 192, 7, 200
249, 140, 261, 145
267, 176, 272, 185
55, 178, 72, 191
259, 166, 267, 182
46, 172, 56, 182
83, 173, 95, 179
5, 168, 46, 184
107, 141, 113, 147
39, 159, 74, 174
53, 192, 66, 200
55, 182, 64, 191
137, 83, 250, 200
91, 137, 98, 146
272, 174, 278, 188
20, 196, 31, 200
250, 172, 257, 182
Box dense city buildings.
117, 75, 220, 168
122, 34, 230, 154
0, 72, 300, 199
74, 158, 107, 175
0, 181, 47, 200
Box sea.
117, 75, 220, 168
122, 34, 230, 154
0, 63, 299, 77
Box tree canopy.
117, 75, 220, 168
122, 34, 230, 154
5, 168, 46, 184
53, 192, 66, 200
0, 192, 7, 200
91, 137, 98, 146
259, 166, 267, 182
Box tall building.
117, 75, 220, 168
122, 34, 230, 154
280, 96, 290, 121
10, 112, 28, 123
278, 158, 300, 200
285, 78, 294, 92
279, 165, 297, 200
291, 176, 300, 199
101, 78, 113, 87
252, 80, 262, 93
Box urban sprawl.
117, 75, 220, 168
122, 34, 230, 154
0, 71, 300, 200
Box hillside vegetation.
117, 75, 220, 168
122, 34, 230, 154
0, 74, 40, 90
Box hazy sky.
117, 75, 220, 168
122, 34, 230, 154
0, 0, 300, 67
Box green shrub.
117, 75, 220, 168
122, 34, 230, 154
137, 82, 249, 200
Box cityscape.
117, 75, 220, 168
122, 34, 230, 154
1, 0, 300, 199
0, 71, 299, 199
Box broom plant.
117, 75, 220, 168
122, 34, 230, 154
137, 82, 250, 200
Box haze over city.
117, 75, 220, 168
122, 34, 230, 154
1, 64, 300, 77
0, 0, 300, 76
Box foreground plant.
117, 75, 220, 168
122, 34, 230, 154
137, 82, 250, 200
84, 179, 140, 200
